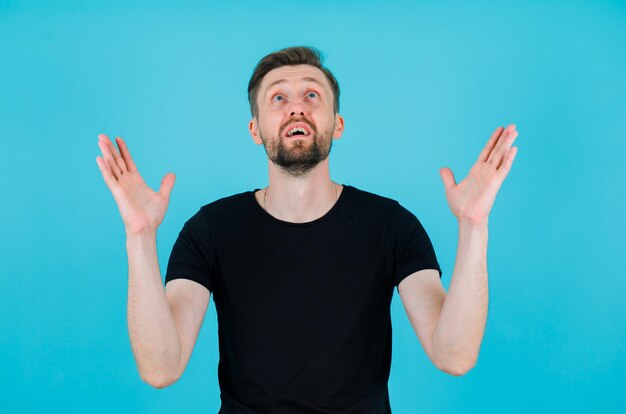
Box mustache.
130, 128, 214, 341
280, 117, 317, 135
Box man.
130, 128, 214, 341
96, 46, 519, 413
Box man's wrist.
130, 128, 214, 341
458, 218, 489, 232
126, 227, 158, 241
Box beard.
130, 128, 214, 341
259, 119, 334, 178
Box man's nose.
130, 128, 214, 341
288, 96, 306, 116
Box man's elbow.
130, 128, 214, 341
433, 352, 477, 376
437, 361, 475, 376
140, 371, 180, 389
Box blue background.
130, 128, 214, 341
1, 0, 624, 412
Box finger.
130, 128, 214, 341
98, 138, 122, 180
487, 124, 515, 164
439, 167, 456, 191
487, 124, 516, 165
159, 172, 176, 200
478, 126, 504, 163
494, 128, 518, 169
96, 155, 119, 192
100, 134, 128, 174
497, 146, 518, 179
115, 136, 138, 173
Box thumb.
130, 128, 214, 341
159, 172, 176, 199
439, 167, 456, 191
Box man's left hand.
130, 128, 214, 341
439, 124, 519, 227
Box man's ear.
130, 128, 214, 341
332, 114, 345, 139
249, 117, 263, 144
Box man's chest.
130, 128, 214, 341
211, 218, 395, 348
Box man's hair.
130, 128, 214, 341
247, 46, 340, 118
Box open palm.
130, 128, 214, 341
439, 125, 519, 226
96, 134, 176, 235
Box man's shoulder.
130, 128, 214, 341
181, 189, 254, 228
193, 189, 258, 222
199, 189, 253, 210
346, 184, 401, 210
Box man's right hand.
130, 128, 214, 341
96, 134, 176, 236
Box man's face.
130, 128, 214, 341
249, 64, 344, 177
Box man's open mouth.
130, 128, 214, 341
284, 123, 312, 137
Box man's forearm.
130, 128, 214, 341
432, 220, 489, 375
126, 230, 181, 387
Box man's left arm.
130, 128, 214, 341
400, 124, 519, 376
431, 219, 489, 375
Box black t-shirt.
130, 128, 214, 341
165, 184, 442, 413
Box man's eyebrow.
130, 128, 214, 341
264, 77, 324, 95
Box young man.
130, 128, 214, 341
96, 46, 519, 413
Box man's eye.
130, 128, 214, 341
307, 92, 318, 99
272, 95, 285, 102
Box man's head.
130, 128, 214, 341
248, 46, 345, 178
247, 46, 340, 118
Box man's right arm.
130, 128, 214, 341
95, 134, 208, 388
126, 229, 210, 389
126, 229, 179, 388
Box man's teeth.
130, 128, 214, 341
287, 127, 310, 136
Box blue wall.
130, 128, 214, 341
1, 0, 624, 412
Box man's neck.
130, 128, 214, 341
258, 158, 343, 223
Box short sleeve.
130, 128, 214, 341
389, 201, 442, 290
165, 209, 215, 293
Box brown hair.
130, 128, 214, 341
247, 46, 340, 118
